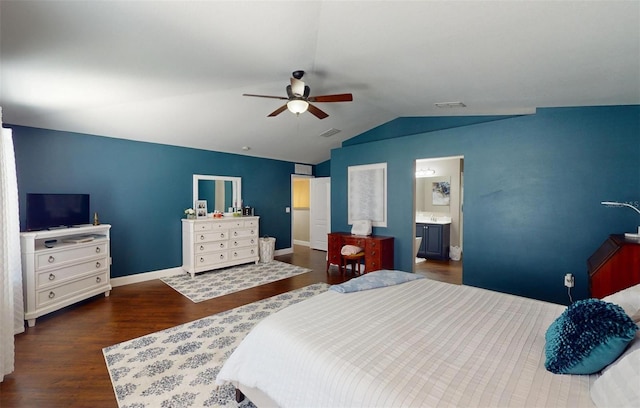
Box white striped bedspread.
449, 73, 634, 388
216, 279, 595, 407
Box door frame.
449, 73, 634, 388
414, 155, 464, 272
291, 174, 313, 251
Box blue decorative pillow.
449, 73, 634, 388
545, 299, 638, 374
329, 270, 424, 293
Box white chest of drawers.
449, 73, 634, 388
20, 224, 112, 327
182, 217, 259, 278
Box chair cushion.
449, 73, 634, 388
341, 245, 363, 256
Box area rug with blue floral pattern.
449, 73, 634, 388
103, 283, 329, 408
161, 260, 311, 303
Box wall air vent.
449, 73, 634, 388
318, 128, 341, 138
434, 102, 466, 108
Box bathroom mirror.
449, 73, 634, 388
193, 174, 242, 213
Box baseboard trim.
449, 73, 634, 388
111, 267, 184, 287
274, 247, 293, 256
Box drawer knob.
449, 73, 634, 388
251, 239, 255, 244
251, 249, 255, 254
220, 233, 225, 238
234, 241, 238, 246
96, 261, 101, 268
95, 247, 101, 253
233, 252, 238, 257
234, 231, 238, 236
219, 243, 224, 248
220, 254, 224, 259
251, 230, 255, 234
199, 257, 205, 263
371, 251, 376, 256
48, 273, 55, 281
200, 235, 205, 240
48, 291, 55, 299
48, 256, 55, 263
96, 276, 102, 283
200, 245, 205, 251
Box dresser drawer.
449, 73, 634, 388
230, 228, 258, 239
227, 220, 246, 228
244, 218, 259, 228
230, 237, 257, 249
195, 241, 228, 253
193, 221, 229, 231
36, 257, 108, 289
229, 247, 258, 260
194, 231, 228, 243
196, 251, 228, 266
36, 243, 107, 270
342, 236, 367, 248
36, 271, 109, 308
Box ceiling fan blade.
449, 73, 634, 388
290, 77, 305, 96
243, 93, 288, 100
267, 104, 288, 117
307, 103, 329, 119
308, 93, 353, 103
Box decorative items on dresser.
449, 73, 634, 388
588, 234, 640, 298
327, 232, 394, 274
20, 224, 112, 327
182, 217, 259, 278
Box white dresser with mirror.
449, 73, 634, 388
182, 174, 259, 278
182, 217, 259, 278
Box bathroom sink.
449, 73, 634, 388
416, 216, 451, 224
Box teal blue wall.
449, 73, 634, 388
315, 160, 330, 177
331, 106, 640, 304
11, 125, 296, 278
343, 115, 519, 147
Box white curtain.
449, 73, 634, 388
1, 108, 24, 382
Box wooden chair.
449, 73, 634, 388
341, 251, 365, 275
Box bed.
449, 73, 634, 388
216, 271, 640, 407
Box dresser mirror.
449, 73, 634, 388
193, 175, 242, 213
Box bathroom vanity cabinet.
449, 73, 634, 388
417, 223, 450, 260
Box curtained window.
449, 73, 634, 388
1, 110, 25, 382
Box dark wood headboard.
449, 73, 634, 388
588, 234, 640, 298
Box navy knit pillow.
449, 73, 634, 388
545, 298, 638, 375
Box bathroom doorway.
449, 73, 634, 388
414, 156, 463, 284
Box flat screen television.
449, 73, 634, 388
26, 193, 90, 231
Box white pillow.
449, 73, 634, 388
602, 283, 640, 318
590, 332, 640, 407
340, 245, 363, 256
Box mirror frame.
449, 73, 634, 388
193, 174, 242, 213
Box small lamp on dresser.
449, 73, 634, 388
601, 201, 640, 239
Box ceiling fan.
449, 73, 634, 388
243, 70, 353, 119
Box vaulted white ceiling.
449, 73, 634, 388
1, 1, 638, 164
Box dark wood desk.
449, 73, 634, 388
588, 234, 640, 298
327, 232, 394, 274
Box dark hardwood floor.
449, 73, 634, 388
414, 256, 463, 285
1, 246, 461, 408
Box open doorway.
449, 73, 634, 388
291, 175, 312, 250
414, 156, 463, 284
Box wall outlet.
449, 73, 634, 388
564, 273, 575, 288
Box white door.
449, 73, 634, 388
309, 177, 331, 251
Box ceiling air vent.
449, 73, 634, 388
318, 128, 341, 138
434, 102, 466, 108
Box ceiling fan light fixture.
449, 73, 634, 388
287, 99, 309, 115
